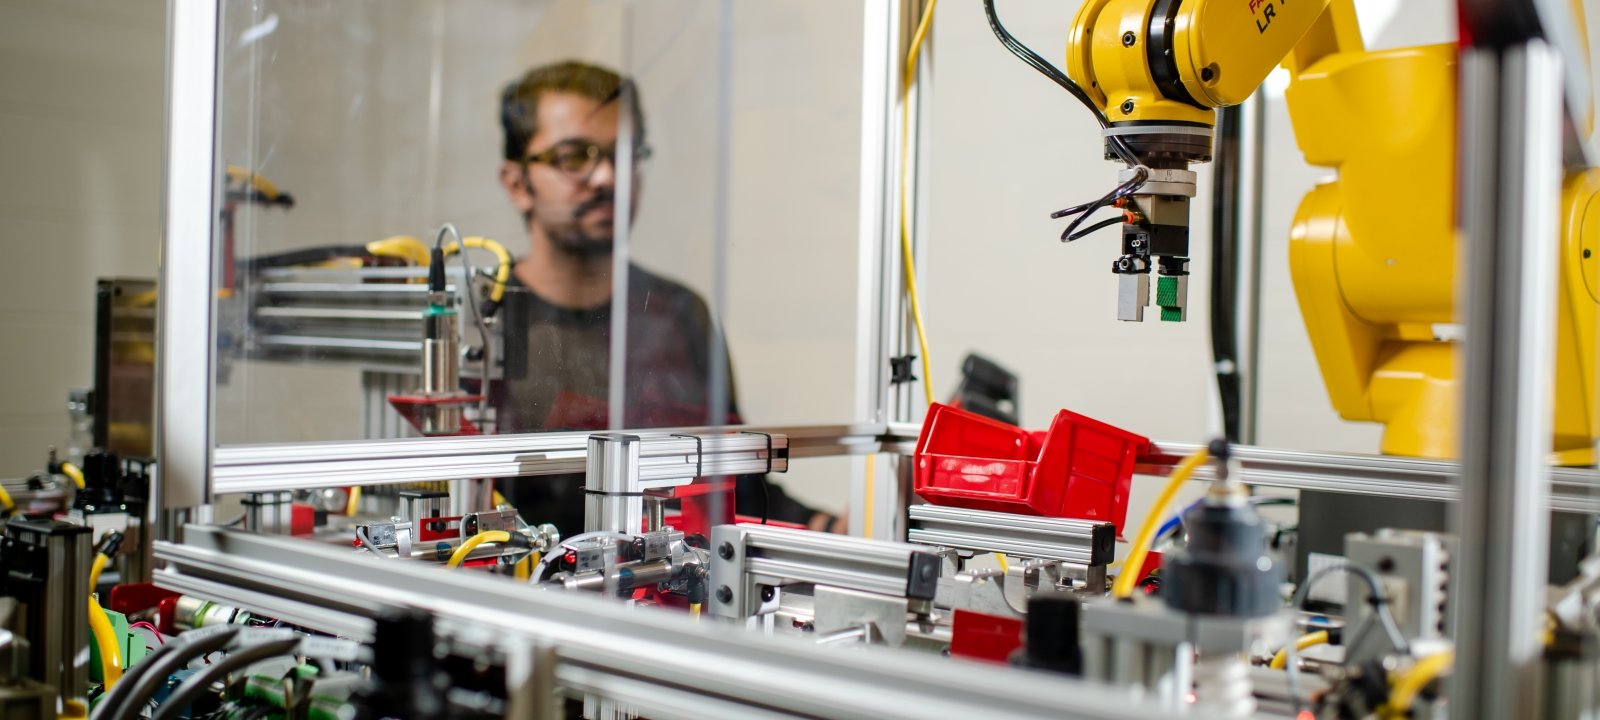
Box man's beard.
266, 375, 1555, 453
541, 191, 615, 259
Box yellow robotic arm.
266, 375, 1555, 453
1045, 0, 1600, 459
1054, 0, 1335, 322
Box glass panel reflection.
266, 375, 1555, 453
213, 2, 864, 452
210, 1, 863, 533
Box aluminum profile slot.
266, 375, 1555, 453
906, 504, 1115, 566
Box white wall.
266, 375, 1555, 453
926, 1, 1217, 441
0, 0, 165, 477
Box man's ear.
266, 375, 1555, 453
498, 160, 535, 214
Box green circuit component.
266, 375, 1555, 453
89, 605, 148, 684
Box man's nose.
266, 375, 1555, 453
587, 154, 616, 188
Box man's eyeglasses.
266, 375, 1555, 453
524, 140, 652, 179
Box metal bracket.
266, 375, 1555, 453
710, 524, 941, 627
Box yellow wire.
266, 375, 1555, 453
87, 596, 123, 688
898, 0, 938, 408
366, 235, 432, 268
1380, 650, 1455, 718
514, 551, 540, 581
224, 165, 284, 201
443, 237, 513, 304
689, 603, 702, 620
863, 454, 877, 538
0, 482, 13, 515
59, 700, 87, 719
995, 553, 1010, 573
61, 462, 86, 490
1110, 446, 1210, 599
89, 553, 109, 590
1270, 630, 1330, 669
345, 486, 362, 516
447, 530, 512, 569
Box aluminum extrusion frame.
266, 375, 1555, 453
158, 0, 221, 509
906, 504, 1114, 566
709, 523, 942, 621
153, 525, 1215, 720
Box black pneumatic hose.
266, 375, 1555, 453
94, 626, 241, 720
1210, 105, 1244, 443
149, 637, 303, 720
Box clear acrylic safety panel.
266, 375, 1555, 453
211, 1, 866, 437
209, 1, 867, 520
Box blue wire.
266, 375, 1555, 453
1154, 500, 1201, 543
1155, 514, 1183, 542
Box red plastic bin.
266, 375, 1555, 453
913, 403, 1149, 533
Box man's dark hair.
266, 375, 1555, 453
500, 60, 646, 161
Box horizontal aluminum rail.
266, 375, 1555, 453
709, 524, 942, 619
907, 504, 1114, 566
213, 423, 899, 495
212, 421, 1600, 511
1139, 442, 1600, 514
153, 526, 1202, 720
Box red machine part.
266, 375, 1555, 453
291, 503, 316, 536
107, 583, 181, 621
385, 395, 484, 435
949, 609, 1024, 664
914, 403, 1148, 533
664, 479, 806, 537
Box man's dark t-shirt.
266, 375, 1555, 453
492, 264, 814, 534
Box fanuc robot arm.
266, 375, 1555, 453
1059, 0, 1340, 323
1038, 0, 1600, 459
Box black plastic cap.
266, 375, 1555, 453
428, 247, 447, 293
905, 552, 942, 600
1090, 523, 1116, 566
1012, 594, 1083, 676
1207, 438, 1231, 462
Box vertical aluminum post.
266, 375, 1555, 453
1451, 41, 1564, 720
157, 0, 222, 511
851, 0, 907, 538
584, 434, 642, 535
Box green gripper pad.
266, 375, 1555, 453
1155, 276, 1179, 307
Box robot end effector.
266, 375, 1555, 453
1055, 0, 1335, 322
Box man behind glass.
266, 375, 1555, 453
492, 60, 842, 535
